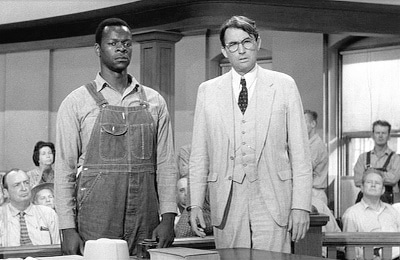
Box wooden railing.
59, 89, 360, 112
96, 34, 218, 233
0, 244, 62, 259
0, 214, 327, 259
323, 232, 400, 260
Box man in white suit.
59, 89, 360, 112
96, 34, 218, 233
189, 15, 312, 253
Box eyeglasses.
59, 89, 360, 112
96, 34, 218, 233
225, 38, 256, 53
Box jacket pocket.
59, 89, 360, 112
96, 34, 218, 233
207, 172, 218, 182
277, 169, 292, 181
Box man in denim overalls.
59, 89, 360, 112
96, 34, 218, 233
354, 120, 400, 204
55, 18, 178, 256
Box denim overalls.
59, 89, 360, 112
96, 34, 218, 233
76, 81, 160, 255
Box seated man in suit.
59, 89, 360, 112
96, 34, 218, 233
343, 168, 400, 259
0, 169, 59, 246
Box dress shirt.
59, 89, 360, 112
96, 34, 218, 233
55, 73, 178, 229
0, 203, 60, 246
353, 148, 400, 190
309, 133, 328, 189
343, 199, 400, 259
343, 199, 400, 232
231, 65, 257, 102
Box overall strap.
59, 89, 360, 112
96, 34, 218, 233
366, 151, 371, 168
382, 152, 394, 171
84, 81, 108, 107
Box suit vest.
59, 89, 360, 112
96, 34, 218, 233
232, 94, 257, 183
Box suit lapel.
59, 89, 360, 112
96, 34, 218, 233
255, 68, 276, 162
217, 72, 235, 147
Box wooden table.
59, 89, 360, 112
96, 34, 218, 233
217, 248, 335, 260
0, 246, 334, 260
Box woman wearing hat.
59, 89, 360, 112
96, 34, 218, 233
31, 182, 55, 210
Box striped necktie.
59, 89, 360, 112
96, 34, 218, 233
19, 211, 33, 245
238, 77, 248, 114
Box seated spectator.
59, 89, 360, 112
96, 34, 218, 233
26, 141, 55, 187
343, 168, 400, 259
31, 182, 55, 210
0, 169, 59, 246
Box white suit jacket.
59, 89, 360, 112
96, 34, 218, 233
189, 66, 312, 227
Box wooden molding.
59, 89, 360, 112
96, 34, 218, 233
1, 0, 400, 45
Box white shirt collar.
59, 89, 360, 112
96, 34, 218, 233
231, 65, 258, 101
232, 65, 257, 90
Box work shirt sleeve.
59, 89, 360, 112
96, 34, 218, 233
55, 93, 82, 230
381, 153, 400, 186
154, 93, 178, 215
354, 154, 366, 187
311, 139, 329, 189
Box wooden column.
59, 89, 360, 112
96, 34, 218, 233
132, 30, 183, 126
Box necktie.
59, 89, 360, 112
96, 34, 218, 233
19, 212, 33, 245
238, 77, 248, 114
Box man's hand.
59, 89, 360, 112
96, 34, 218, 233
288, 209, 310, 242
152, 213, 175, 248
61, 228, 84, 255
189, 207, 206, 238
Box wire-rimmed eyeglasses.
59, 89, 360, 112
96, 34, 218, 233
225, 38, 257, 53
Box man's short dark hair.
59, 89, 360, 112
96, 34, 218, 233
304, 110, 318, 124
372, 120, 391, 134
2, 168, 22, 190
219, 15, 259, 47
95, 18, 132, 45
32, 141, 55, 166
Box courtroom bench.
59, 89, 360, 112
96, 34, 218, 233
323, 232, 400, 260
